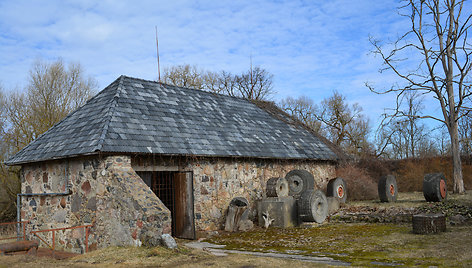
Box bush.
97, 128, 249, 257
394, 157, 472, 192
336, 163, 378, 201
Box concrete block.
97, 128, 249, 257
257, 196, 298, 228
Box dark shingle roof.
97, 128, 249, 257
6, 76, 338, 165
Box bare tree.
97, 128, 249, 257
162, 64, 275, 100
162, 65, 206, 90
205, 70, 239, 96
3, 58, 97, 153
279, 96, 324, 134
234, 66, 274, 100
0, 84, 5, 136
281, 92, 371, 156
459, 113, 472, 155
377, 91, 429, 158
0, 59, 96, 213
315, 91, 371, 155
433, 126, 453, 156
368, 0, 472, 193
0, 84, 20, 220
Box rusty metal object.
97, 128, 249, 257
0, 240, 39, 254
0, 220, 29, 241
412, 213, 446, 234
440, 179, 447, 199
30, 224, 93, 253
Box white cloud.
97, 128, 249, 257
1, 0, 436, 131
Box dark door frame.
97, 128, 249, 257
135, 170, 196, 239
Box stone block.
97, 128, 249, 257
71, 194, 82, 213
412, 213, 446, 234
327, 197, 340, 215
86, 197, 97, 211
81, 181, 91, 195
257, 196, 298, 228
139, 231, 161, 247
53, 210, 67, 223
238, 219, 254, 232
161, 234, 177, 249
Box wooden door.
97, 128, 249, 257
173, 172, 195, 239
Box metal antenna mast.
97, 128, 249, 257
155, 26, 161, 82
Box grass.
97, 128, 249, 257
1, 192, 471, 267
0, 244, 321, 268
207, 223, 472, 267
204, 191, 472, 267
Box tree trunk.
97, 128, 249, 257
450, 122, 465, 193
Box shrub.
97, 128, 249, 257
394, 157, 471, 192
336, 163, 378, 201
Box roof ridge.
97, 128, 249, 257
120, 75, 256, 103
94, 75, 124, 152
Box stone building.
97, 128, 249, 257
6, 75, 339, 252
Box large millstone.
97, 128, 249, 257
298, 190, 328, 223
412, 213, 446, 234
266, 177, 289, 197
285, 170, 315, 197
423, 173, 447, 202
257, 196, 298, 228
378, 175, 398, 202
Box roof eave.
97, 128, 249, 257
6, 150, 337, 166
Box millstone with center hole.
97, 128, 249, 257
412, 213, 446, 234
326, 177, 347, 203
266, 177, 289, 197
298, 189, 328, 223
285, 170, 315, 197
378, 175, 398, 202
423, 173, 447, 202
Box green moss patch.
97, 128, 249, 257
207, 223, 472, 267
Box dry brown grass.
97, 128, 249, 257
348, 157, 472, 194
0, 244, 326, 268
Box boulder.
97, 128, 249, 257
161, 234, 177, 249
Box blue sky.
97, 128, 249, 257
0, 0, 429, 132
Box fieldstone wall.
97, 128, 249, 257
132, 156, 336, 231
20, 154, 334, 252
193, 158, 335, 230
20, 155, 170, 253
